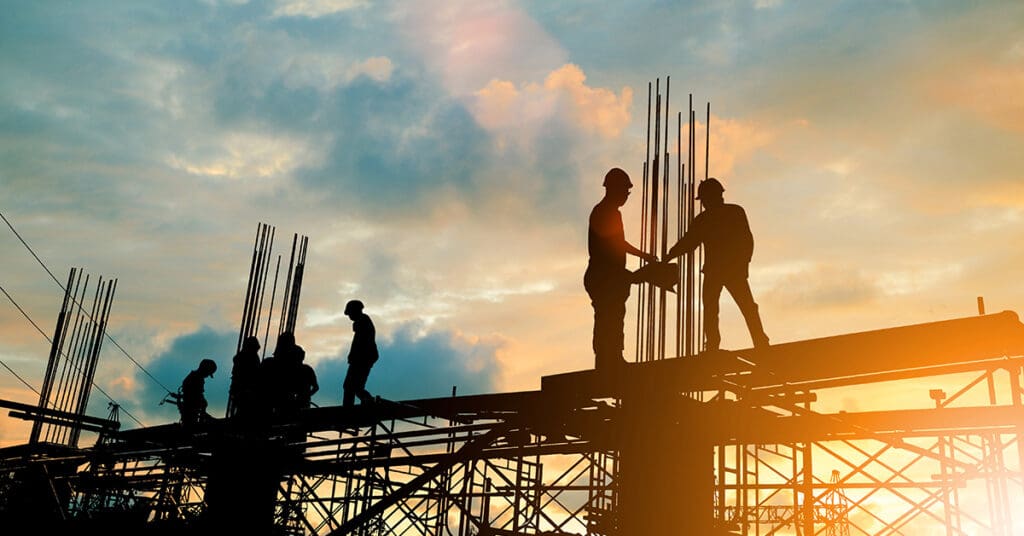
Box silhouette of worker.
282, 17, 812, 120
665, 177, 769, 352
228, 335, 261, 419
342, 300, 378, 407
259, 331, 297, 418
179, 358, 217, 427
585, 167, 659, 370
285, 344, 318, 412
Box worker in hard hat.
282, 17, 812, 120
585, 167, 661, 370
228, 335, 261, 420
342, 299, 378, 407
665, 177, 769, 353
179, 358, 217, 427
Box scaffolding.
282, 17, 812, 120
0, 309, 1021, 534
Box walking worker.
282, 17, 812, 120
584, 167, 664, 370
664, 177, 769, 353
342, 299, 378, 407
179, 358, 217, 427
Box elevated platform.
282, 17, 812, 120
98, 311, 1024, 452
3, 311, 1024, 535
542, 310, 1024, 400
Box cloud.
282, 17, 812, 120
695, 115, 776, 177
929, 63, 1024, 134
294, 75, 492, 213
349, 56, 393, 83
166, 130, 323, 180
313, 322, 503, 403
473, 64, 633, 142
272, 0, 369, 19
393, 1, 568, 96
758, 262, 880, 310
281, 54, 394, 92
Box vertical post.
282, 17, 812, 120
263, 255, 282, 359
239, 223, 262, 351
280, 233, 298, 336
676, 111, 684, 359
636, 82, 652, 364
658, 76, 671, 360
706, 101, 711, 182
31, 268, 77, 444
801, 397, 814, 535
646, 82, 661, 364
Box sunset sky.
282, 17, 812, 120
2, 0, 1023, 447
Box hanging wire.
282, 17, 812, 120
0, 212, 155, 426
0, 282, 145, 428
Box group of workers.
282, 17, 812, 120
175, 299, 379, 427
177, 167, 769, 426
586, 167, 770, 369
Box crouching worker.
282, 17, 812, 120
178, 358, 217, 428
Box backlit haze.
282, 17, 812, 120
2, 0, 1023, 447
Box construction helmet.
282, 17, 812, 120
603, 167, 633, 189
199, 358, 217, 377
242, 336, 261, 351
695, 177, 725, 200
344, 299, 364, 315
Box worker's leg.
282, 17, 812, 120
356, 365, 374, 403
343, 363, 373, 404
587, 269, 629, 369
343, 367, 358, 407
725, 277, 769, 348
702, 275, 724, 352
591, 294, 626, 368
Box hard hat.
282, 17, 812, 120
344, 300, 364, 315
603, 167, 633, 189
243, 336, 261, 350
695, 177, 725, 200
199, 358, 217, 376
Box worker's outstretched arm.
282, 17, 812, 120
625, 242, 658, 263
665, 228, 701, 261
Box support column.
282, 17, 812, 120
617, 387, 714, 534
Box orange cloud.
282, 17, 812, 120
543, 64, 633, 138
930, 63, 1024, 134
472, 64, 633, 141
688, 115, 776, 176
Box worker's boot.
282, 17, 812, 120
742, 304, 769, 350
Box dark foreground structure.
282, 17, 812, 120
2, 310, 1023, 535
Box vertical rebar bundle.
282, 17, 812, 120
634, 77, 711, 363
229, 223, 308, 416
279, 233, 308, 337
233, 222, 309, 353
30, 267, 117, 447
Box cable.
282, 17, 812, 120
0, 210, 174, 396
0, 359, 39, 395
1, 283, 146, 428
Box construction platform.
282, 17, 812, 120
2, 310, 1023, 535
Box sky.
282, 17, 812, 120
1, 0, 1023, 450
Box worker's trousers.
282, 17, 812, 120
584, 266, 631, 369
703, 272, 769, 352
